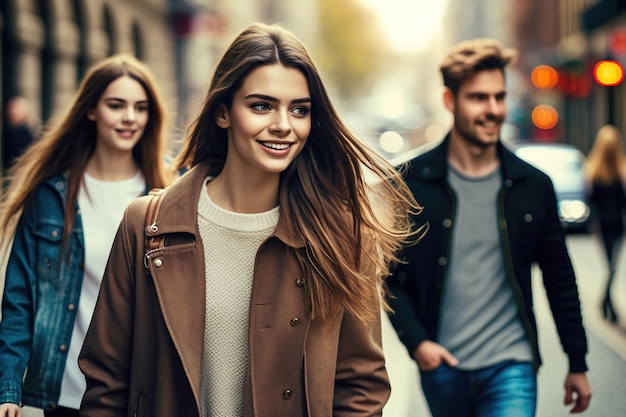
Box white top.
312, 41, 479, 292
198, 178, 279, 417
58, 171, 145, 409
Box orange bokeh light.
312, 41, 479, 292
531, 65, 558, 89
531, 105, 558, 130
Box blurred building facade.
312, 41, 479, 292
0, 0, 318, 171
0, 0, 178, 128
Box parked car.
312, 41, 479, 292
512, 142, 590, 233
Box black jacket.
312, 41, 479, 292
387, 136, 588, 373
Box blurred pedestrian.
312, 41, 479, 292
585, 124, 626, 323
2, 96, 36, 172
0, 53, 172, 417
78, 23, 418, 417
386, 38, 592, 416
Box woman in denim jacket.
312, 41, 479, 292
0, 54, 172, 417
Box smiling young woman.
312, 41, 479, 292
78, 23, 422, 417
0, 54, 172, 417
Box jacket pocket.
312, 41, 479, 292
133, 391, 147, 417
32, 220, 63, 282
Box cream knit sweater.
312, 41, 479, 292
197, 179, 279, 417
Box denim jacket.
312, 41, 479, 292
0, 173, 85, 410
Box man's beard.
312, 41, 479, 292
455, 118, 501, 149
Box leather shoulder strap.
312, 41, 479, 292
143, 188, 165, 274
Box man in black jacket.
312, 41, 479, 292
387, 38, 591, 416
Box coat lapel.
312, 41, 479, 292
142, 162, 217, 408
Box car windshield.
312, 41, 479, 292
515, 146, 585, 194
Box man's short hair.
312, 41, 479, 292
440, 38, 518, 94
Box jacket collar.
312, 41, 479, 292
410, 132, 536, 182
157, 159, 306, 248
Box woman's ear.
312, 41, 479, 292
215, 104, 230, 128
87, 108, 96, 121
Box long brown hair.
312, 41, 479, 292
176, 23, 421, 322
0, 53, 172, 244
586, 124, 626, 186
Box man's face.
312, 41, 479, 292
444, 68, 506, 149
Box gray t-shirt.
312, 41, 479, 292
438, 165, 532, 369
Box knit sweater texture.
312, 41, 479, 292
197, 179, 279, 417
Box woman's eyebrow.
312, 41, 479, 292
244, 93, 311, 104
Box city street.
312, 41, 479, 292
20, 232, 626, 417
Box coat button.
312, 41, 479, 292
438, 256, 447, 266
59, 344, 68, 353
524, 213, 533, 222
442, 218, 452, 228
67, 304, 75, 312
153, 258, 163, 267
282, 389, 293, 399
51, 230, 58, 238
290, 317, 300, 327
504, 179, 513, 187
295, 277, 305, 287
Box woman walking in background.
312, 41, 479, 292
79, 23, 419, 417
0, 54, 172, 417
586, 124, 626, 323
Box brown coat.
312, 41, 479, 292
79, 160, 390, 417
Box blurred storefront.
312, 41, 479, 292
582, 0, 626, 144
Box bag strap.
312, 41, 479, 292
143, 188, 165, 275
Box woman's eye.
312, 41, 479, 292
108, 103, 123, 110
292, 106, 311, 116
252, 103, 271, 111
136, 105, 149, 112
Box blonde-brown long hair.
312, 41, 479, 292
586, 124, 626, 186
175, 23, 422, 322
0, 54, 172, 245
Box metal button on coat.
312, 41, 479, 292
153, 258, 163, 268
67, 304, 75, 312
442, 218, 452, 228
282, 389, 293, 399
59, 345, 68, 353
51, 230, 58, 238
290, 317, 300, 327
438, 257, 447, 266
524, 213, 533, 222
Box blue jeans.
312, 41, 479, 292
420, 360, 537, 417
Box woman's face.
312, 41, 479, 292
88, 75, 149, 155
217, 64, 311, 176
